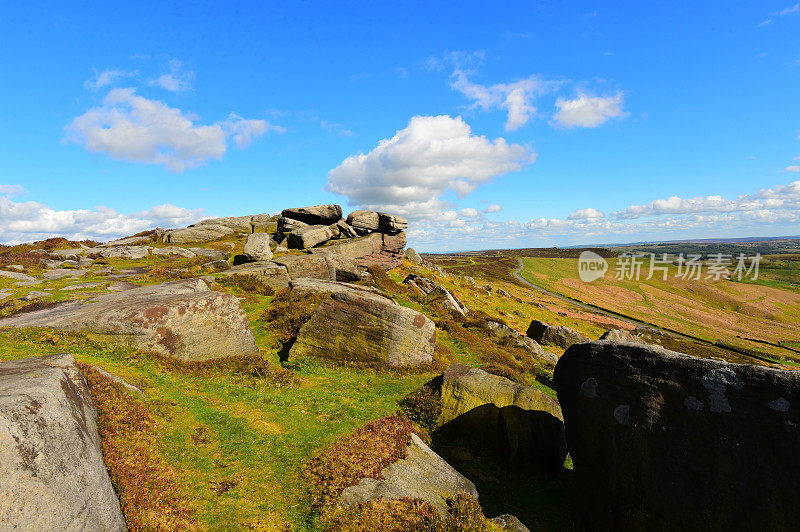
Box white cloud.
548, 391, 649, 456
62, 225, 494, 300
486, 204, 502, 213
553, 92, 627, 128
569, 207, 605, 220
779, 3, 800, 15
758, 18, 772, 27
786, 165, 800, 172
0, 194, 206, 244
148, 59, 194, 92
84, 68, 137, 91
461, 208, 479, 217
320, 120, 355, 137
0, 185, 27, 197
326, 115, 534, 218
65, 88, 281, 172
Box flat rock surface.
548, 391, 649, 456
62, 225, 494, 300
0, 279, 257, 362
0, 353, 126, 531
217, 262, 290, 291
554, 341, 800, 530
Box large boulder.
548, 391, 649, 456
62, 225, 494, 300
164, 224, 235, 244
277, 216, 309, 234
345, 210, 380, 235
192, 215, 254, 233
282, 204, 342, 226
435, 364, 566, 476
405, 274, 468, 316
189, 247, 229, 261
378, 212, 408, 234
526, 320, 589, 350
0, 353, 126, 531
98, 246, 152, 259
243, 233, 273, 262
405, 247, 423, 264
251, 213, 277, 233
338, 433, 478, 517
216, 262, 290, 291
485, 322, 558, 367
309, 232, 384, 260
598, 328, 645, 344
152, 246, 196, 258
287, 224, 337, 249
289, 288, 436, 366
273, 254, 332, 280
289, 278, 384, 298
354, 232, 406, 270
554, 341, 800, 530
0, 279, 257, 362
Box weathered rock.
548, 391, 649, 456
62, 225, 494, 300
378, 212, 408, 234
277, 216, 309, 234
335, 220, 359, 238
100, 235, 152, 247
405, 274, 468, 316
216, 262, 290, 291
42, 268, 89, 280
98, 246, 152, 260
152, 246, 196, 258
243, 233, 273, 262
20, 290, 52, 300
250, 213, 276, 233
0, 354, 126, 531
554, 341, 800, 531
0, 279, 257, 362
309, 232, 384, 260
526, 320, 589, 349
282, 204, 342, 225
435, 364, 566, 476
489, 514, 530, 531
61, 282, 104, 291
598, 328, 645, 344
289, 289, 436, 366
486, 322, 559, 367
201, 259, 230, 273
355, 231, 406, 270
338, 433, 478, 517
0, 271, 35, 282
273, 254, 332, 280
289, 278, 386, 298
189, 248, 229, 261
345, 210, 380, 235
405, 247, 423, 264
287, 224, 337, 249
165, 224, 235, 244
193, 215, 254, 233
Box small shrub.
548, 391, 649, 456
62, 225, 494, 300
307, 415, 414, 509
216, 274, 274, 296
263, 289, 330, 347
399, 376, 443, 432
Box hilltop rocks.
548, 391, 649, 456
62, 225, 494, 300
0, 271, 36, 282
190, 248, 229, 261
435, 364, 566, 476
165, 224, 235, 244
345, 210, 380, 235
554, 341, 800, 530
277, 216, 309, 233
97, 245, 152, 259
526, 320, 589, 349
287, 224, 338, 249
274, 254, 332, 280
282, 204, 343, 226
338, 433, 478, 518
216, 262, 290, 291
193, 215, 255, 234
289, 287, 436, 366
0, 354, 126, 531
485, 322, 559, 367
598, 328, 645, 344
289, 278, 384, 298
0, 279, 257, 362
405, 247, 423, 264
404, 274, 468, 316
378, 212, 408, 234
152, 246, 196, 258
243, 233, 273, 262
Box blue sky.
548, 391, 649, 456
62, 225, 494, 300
1, 1, 799, 251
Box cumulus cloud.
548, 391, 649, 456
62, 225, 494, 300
0, 193, 206, 244
65, 88, 281, 171
84, 68, 137, 91
568, 207, 605, 220
0, 184, 27, 197
326, 115, 535, 218
486, 204, 502, 213
553, 93, 627, 128
148, 59, 194, 92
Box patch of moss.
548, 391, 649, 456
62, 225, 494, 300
216, 273, 274, 296
262, 288, 331, 348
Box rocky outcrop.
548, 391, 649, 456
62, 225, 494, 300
282, 204, 343, 226
216, 262, 290, 291
289, 287, 436, 366
277, 216, 309, 234
0, 353, 126, 531
338, 433, 478, 517
164, 224, 235, 244
242, 233, 273, 262
405, 247, 423, 264
289, 278, 384, 298
526, 320, 589, 349
485, 321, 559, 367
98, 246, 152, 259
0, 279, 257, 362
598, 328, 644, 344
554, 341, 800, 530
152, 246, 196, 258
192, 215, 255, 234
378, 213, 408, 234
189, 248, 229, 261
273, 254, 332, 280
345, 210, 380, 235
435, 364, 566, 476
287, 224, 338, 249
353, 232, 407, 270
404, 274, 468, 316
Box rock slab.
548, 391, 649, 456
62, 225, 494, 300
554, 341, 800, 531
526, 320, 589, 349
0, 279, 258, 362
242, 233, 273, 262
0, 353, 126, 531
